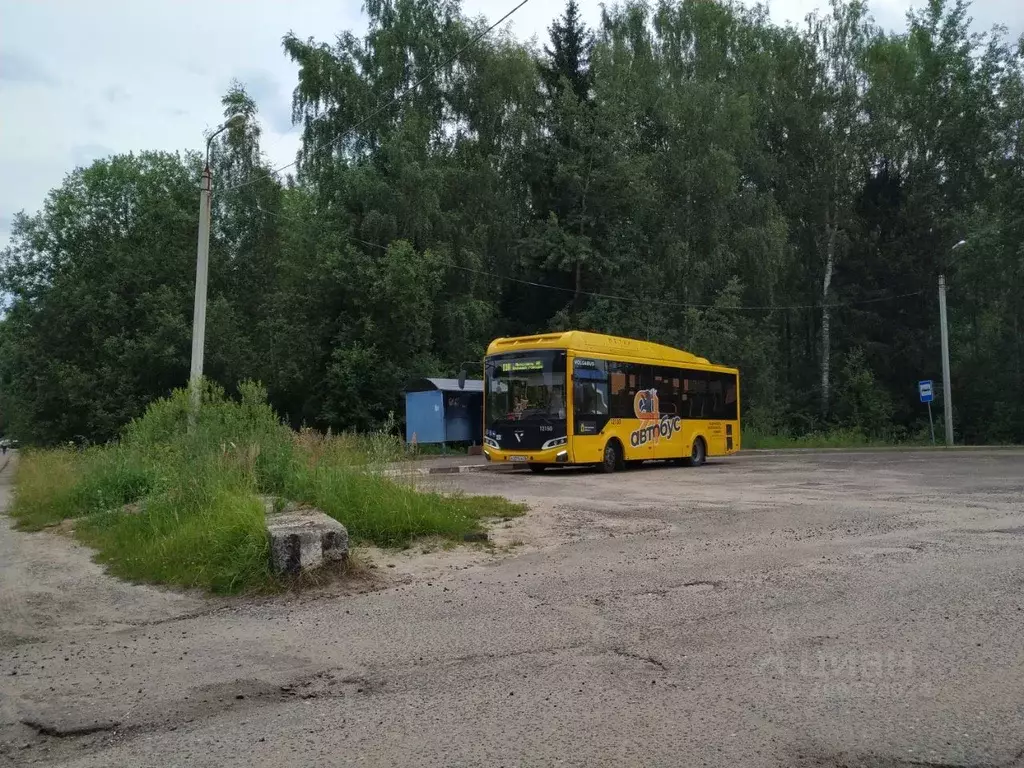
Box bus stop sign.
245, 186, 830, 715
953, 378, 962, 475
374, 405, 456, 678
918, 380, 934, 403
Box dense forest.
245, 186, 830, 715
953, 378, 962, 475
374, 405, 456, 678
1, 0, 1022, 445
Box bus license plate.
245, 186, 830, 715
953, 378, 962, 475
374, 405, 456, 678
508, 455, 528, 462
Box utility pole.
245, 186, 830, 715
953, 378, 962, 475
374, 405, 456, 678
938, 239, 966, 447
190, 163, 212, 413
189, 118, 242, 416
938, 273, 953, 446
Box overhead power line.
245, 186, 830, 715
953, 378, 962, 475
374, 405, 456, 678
445, 263, 924, 312
256, 204, 924, 312
221, 0, 533, 194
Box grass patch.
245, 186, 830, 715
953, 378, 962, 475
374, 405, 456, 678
8, 381, 525, 594
287, 464, 525, 547
405, 443, 469, 458
742, 426, 929, 450
76, 489, 274, 594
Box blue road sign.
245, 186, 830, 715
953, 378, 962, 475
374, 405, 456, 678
918, 380, 934, 403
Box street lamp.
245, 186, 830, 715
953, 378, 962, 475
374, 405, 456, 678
938, 239, 967, 446
189, 116, 244, 411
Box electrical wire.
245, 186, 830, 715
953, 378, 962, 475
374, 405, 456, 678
220, 0, 533, 194
254, 203, 924, 312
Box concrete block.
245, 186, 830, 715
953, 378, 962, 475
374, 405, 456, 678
266, 508, 348, 575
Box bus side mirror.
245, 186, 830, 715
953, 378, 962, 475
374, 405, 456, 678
458, 369, 466, 390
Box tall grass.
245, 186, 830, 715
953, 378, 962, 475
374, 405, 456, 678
77, 489, 272, 593
742, 426, 929, 450
286, 460, 518, 547
10, 445, 156, 530
9, 381, 524, 593
8, 449, 83, 529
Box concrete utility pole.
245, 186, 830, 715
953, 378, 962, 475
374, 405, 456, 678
190, 118, 242, 413
938, 239, 967, 447
190, 163, 213, 406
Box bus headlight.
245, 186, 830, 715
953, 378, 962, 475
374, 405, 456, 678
541, 436, 568, 450
484, 436, 500, 450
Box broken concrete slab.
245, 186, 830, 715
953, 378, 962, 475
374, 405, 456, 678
266, 507, 348, 575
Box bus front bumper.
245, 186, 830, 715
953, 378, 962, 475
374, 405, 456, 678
482, 446, 571, 465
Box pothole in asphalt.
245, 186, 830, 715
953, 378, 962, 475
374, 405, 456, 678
680, 580, 722, 591
963, 526, 1024, 536
852, 545, 925, 559
632, 581, 723, 600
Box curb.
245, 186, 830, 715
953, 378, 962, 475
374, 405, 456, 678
383, 463, 521, 478
738, 445, 1023, 455
382, 444, 1024, 477
429, 463, 520, 475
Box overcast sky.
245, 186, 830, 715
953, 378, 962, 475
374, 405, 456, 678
0, 0, 1019, 248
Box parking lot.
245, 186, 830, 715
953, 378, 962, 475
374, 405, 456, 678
2, 449, 1024, 767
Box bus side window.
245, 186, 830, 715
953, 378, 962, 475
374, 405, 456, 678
574, 377, 609, 416
681, 369, 709, 418
718, 372, 738, 420
608, 362, 640, 418
654, 367, 680, 416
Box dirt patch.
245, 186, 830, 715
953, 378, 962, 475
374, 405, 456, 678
21, 717, 120, 738
47, 518, 79, 536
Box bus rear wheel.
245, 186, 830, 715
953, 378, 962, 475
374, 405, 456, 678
683, 437, 706, 467
600, 440, 623, 473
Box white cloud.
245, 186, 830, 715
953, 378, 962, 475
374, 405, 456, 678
0, 0, 358, 245
0, 0, 1018, 247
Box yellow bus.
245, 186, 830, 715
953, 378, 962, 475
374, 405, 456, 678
480, 331, 740, 472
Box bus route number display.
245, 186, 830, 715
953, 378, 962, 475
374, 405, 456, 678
500, 360, 544, 373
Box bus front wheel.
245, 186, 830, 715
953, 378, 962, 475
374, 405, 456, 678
600, 440, 623, 473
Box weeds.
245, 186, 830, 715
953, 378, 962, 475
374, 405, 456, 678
8, 449, 82, 530
9, 381, 524, 594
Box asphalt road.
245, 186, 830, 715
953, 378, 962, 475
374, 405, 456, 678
2, 449, 1023, 767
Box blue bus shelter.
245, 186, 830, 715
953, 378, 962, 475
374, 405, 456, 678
404, 378, 483, 447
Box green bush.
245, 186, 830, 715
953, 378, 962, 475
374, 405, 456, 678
833, 348, 896, 439
75, 445, 158, 515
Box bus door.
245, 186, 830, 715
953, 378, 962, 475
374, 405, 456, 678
651, 367, 683, 460
615, 363, 655, 462
571, 357, 612, 464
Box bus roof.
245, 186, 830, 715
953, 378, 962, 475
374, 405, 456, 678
486, 331, 736, 372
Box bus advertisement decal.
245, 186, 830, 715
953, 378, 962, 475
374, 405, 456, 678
630, 415, 683, 447
633, 388, 659, 420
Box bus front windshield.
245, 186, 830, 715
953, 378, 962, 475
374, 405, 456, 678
485, 351, 567, 424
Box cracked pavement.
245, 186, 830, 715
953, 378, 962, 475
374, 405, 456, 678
1, 449, 1023, 767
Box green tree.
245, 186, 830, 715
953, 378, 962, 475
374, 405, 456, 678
0, 152, 202, 442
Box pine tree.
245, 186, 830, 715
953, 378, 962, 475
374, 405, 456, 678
539, 0, 593, 104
